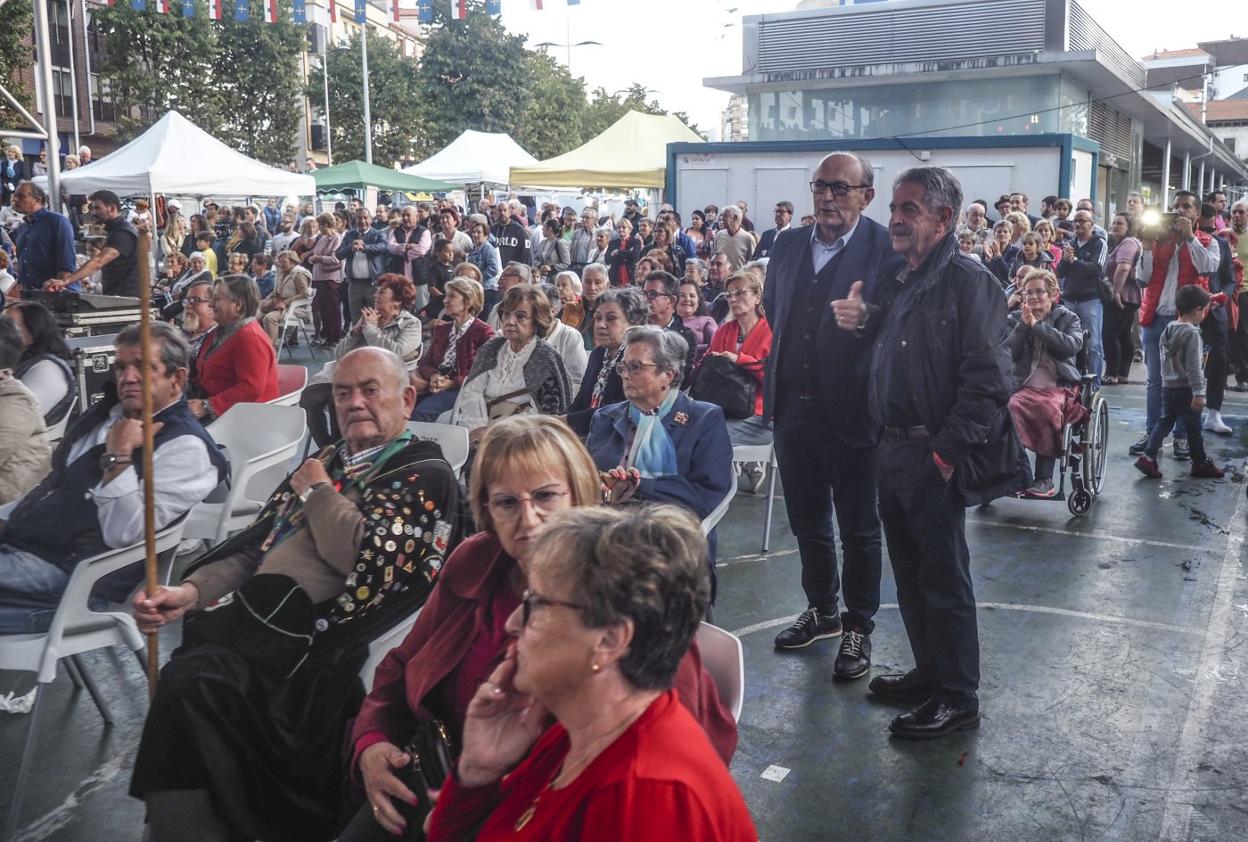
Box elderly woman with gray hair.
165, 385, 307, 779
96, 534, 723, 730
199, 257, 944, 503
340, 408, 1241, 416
566, 287, 649, 437
586, 325, 733, 580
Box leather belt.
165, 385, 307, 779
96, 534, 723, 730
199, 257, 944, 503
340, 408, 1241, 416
881, 425, 930, 440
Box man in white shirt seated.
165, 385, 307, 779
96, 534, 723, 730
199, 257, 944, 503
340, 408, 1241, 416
0, 322, 227, 632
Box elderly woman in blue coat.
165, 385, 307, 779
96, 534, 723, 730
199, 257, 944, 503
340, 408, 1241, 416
586, 325, 734, 587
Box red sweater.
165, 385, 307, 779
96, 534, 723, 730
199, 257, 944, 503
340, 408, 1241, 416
427, 691, 757, 842
193, 319, 279, 415
705, 316, 772, 417
350, 533, 737, 773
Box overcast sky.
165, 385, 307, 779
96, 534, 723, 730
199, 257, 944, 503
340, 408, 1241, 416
492, 0, 1241, 138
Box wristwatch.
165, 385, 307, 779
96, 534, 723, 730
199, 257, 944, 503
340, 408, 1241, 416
299, 481, 331, 503
99, 452, 133, 472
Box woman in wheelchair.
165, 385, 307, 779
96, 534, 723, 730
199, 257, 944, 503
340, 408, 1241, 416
1007, 269, 1087, 498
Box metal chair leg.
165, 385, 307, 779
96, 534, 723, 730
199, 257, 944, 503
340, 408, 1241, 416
70, 654, 114, 726
762, 453, 778, 553
65, 655, 86, 688
5, 682, 43, 841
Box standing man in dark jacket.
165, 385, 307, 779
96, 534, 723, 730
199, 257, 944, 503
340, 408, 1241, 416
764, 153, 891, 681
833, 166, 1015, 739
336, 207, 388, 322
753, 200, 794, 260
1055, 209, 1107, 384
1198, 204, 1237, 435
491, 201, 531, 267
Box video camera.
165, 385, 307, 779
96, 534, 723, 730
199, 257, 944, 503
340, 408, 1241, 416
1137, 209, 1179, 241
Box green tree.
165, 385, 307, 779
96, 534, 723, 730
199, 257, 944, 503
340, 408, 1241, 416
583, 83, 703, 140
0, 0, 34, 132
93, 3, 222, 143
411, 3, 531, 159
516, 50, 586, 159
213, 0, 305, 164
308, 28, 424, 166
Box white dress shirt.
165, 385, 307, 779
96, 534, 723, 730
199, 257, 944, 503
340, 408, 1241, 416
810, 219, 860, 275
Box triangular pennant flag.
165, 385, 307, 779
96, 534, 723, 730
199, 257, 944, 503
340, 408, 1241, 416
354, 0, 366, 22
266, 0, 278, 23
208, 0, 222, 20
450, 0, 467, 19
293, 0, 306, 22
416, 0, 431, 20
234, 0, 248, 20
181, 0, 195, 14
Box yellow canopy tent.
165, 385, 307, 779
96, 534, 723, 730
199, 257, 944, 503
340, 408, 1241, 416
509, 110, 704, 189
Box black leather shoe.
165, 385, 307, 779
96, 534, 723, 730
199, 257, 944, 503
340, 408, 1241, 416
867, 669, 931, 703
774, 608, 842, 649
833, 630, 871, 679
889, 698, 981, 740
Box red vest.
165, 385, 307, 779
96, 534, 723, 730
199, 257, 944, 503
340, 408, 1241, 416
1139, 231, 1212, 327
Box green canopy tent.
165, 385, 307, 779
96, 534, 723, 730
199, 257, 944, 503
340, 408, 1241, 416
312, 160, 456, 193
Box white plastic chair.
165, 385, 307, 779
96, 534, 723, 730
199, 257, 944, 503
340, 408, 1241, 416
277, 288, 319, 361
358, 607, 423, 693
0, 519, 187, 840
45, 413, 71, 444
732, 443, 779, 552
701, 482, 735, 537
184, 404, 307, 545
405, 421, 471, 476
695, 622, 744, 722
268, 364, 309, 407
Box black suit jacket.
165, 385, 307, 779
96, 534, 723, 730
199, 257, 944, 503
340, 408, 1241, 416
753, 226, 787, 260
762, 219, 897, 447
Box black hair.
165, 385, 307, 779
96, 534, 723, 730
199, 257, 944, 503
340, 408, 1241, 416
10, 301, 72, 363
0, 316, 23, 371
1176, 284, 1211, 315
643, 270, 681, 298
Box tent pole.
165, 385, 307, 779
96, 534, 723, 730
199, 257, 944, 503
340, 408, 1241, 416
32, 0, 62, 212
136, 229, 160, 699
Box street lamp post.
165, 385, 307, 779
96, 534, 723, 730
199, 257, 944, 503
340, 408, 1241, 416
360, 29, 373, 164
321, 40, 333, 167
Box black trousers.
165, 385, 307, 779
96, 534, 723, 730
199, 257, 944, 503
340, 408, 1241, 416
1201, 316, 1228, 412
1103, 301, 1139, 380
773, 397, 882, 632
1231, 291, 1248, 382
299, 382, 339, 448
877, 438, 979, 707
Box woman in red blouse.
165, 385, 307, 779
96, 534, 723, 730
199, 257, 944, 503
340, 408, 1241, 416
343, 416, 735, 840
705, 270, 772, 440
188, 274, 278, 421
427, 505, 756, 842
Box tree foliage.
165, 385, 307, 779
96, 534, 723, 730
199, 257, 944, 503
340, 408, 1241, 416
0, 0, 34, 132
307, 28, 424, 165
516, 51, 585, 160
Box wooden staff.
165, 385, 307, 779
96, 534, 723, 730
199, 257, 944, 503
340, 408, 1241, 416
136, 227, 160, 698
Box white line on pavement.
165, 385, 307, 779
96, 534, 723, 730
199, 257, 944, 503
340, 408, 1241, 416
729, 602, 1202, 640
966, 517, 1224, 552
1157, 477, 1248, 841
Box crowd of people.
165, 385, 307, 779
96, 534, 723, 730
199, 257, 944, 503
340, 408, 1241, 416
0, 144, 1245, 840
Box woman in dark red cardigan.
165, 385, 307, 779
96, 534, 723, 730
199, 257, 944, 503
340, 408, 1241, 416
410, 277, 494, 422
188, 274, 278, 421
343, 416, 735, 840
427, 505, 755, 841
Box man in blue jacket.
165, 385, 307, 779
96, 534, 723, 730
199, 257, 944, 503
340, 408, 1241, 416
833, 166, 1018, 739
336, 207, 389, 322
11, 182, 76, 292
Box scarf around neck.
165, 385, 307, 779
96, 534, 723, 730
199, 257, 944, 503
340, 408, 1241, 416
625, 387, 680, 479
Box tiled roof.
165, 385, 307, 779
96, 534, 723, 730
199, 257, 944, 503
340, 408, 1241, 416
1185, 100, 1248, 122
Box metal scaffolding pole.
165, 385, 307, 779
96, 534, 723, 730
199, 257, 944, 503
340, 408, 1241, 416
1181, 150, 1191, 191
1161, 138, 1172, 209
361, 28, 372, 165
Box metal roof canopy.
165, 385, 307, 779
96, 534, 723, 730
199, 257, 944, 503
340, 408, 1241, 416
1197, 37, 1248, 67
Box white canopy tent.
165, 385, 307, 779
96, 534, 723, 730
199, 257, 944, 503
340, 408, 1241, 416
33, 110, 315, 198
403, 130, 538, 186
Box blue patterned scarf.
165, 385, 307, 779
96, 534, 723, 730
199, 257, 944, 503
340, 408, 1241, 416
625, 388, 680, 479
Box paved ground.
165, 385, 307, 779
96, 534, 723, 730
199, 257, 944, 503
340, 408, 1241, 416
4, 371, 1248, 841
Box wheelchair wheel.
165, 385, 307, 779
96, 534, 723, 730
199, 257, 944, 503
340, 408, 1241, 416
1068, 487, 1093, 516
1081, 396, 1109, 497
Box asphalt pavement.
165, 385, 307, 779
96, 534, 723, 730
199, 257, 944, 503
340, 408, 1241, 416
3, 378, 1248, 841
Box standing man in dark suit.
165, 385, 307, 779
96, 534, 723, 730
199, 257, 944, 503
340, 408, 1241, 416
763, 152, 893, 681
753, 201, 794, 260
832, 166, 1015, 739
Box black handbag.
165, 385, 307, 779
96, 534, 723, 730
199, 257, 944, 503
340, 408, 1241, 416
390, 719, 455, 830
689, 354, 759, 420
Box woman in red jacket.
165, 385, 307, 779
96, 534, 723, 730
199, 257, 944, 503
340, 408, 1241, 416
342, 416, 736, 840
410, 277, 494, 423
188, 274, 278, 421
427, 505, 756, 842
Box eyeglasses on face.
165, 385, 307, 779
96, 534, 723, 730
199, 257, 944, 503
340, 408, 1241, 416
643, 289, 673, 300
615, 360, 660, 376
810, 180, 870, 197
184, 296, 210, 305
1022, 288, 1049, 298
486, 488, 569, 522
724, 289, 750, 300
520, 588, 586, 627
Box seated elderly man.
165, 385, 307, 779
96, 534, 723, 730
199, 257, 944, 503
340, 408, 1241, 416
130, 346, 460, 842
0, 322, 226, 633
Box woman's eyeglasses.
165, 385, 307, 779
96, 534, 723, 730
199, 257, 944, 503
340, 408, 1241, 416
486, 489, 568, 522
520, 589, 586, 627
615, 360, 660, 376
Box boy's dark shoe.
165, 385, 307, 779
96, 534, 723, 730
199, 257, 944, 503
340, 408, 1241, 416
1191, 460, 1225, 479
1134, 456, 1163, 479
1173, 437, 1190, 461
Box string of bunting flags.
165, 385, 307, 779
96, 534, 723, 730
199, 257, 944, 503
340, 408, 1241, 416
107, 0, 580, 24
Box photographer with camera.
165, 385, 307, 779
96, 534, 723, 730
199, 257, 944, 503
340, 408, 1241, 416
1129, 191, 1221, 459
